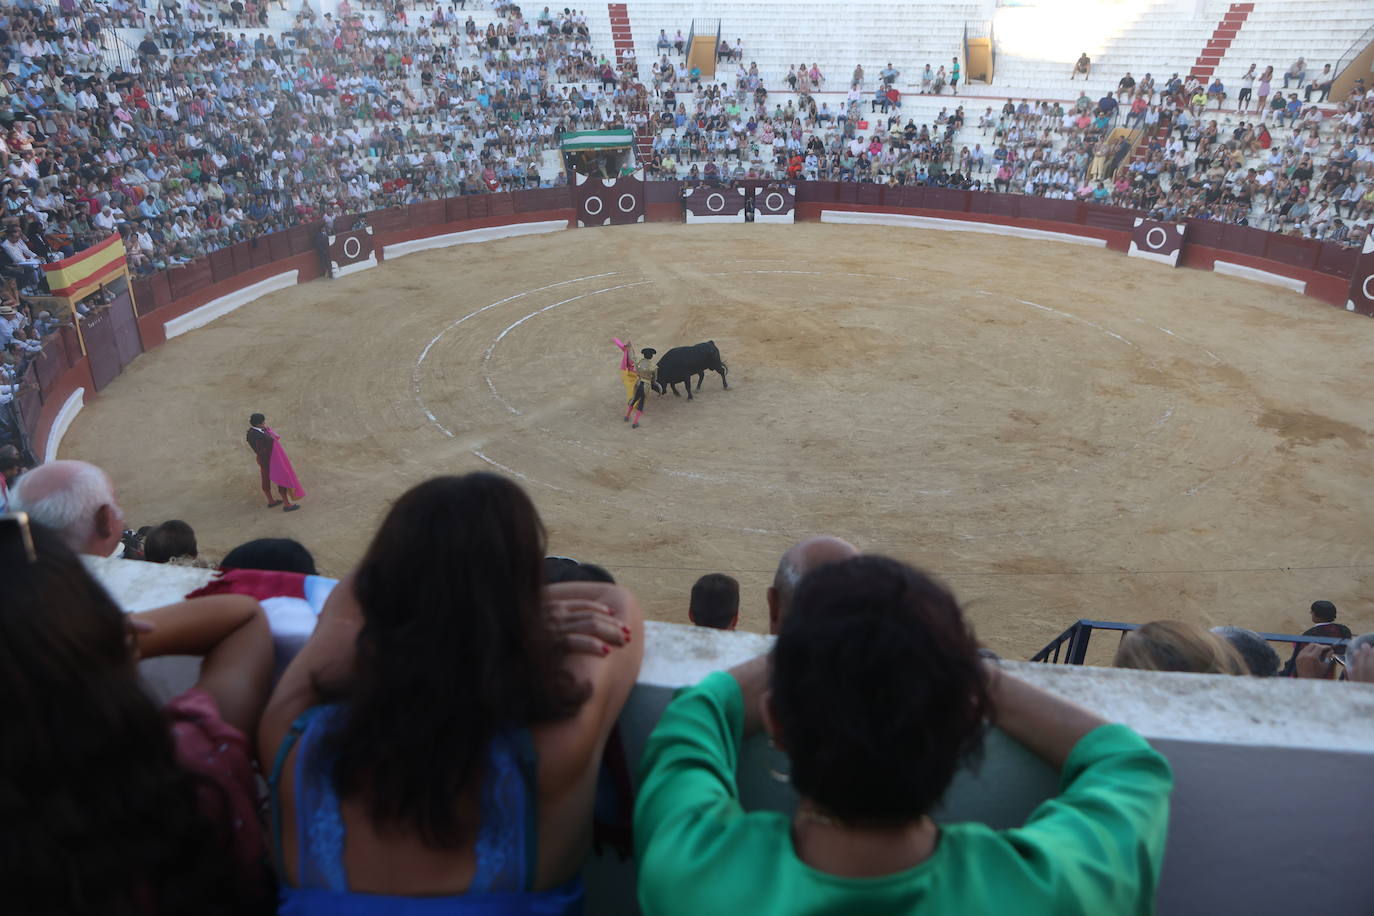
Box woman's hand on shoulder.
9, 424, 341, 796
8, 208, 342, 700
544, 583, 632, 656
537, 581, 644, 774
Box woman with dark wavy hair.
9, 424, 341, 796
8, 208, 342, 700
0, 516, 275, 916
635, 555, 1174, 916
259, 472, 643, 913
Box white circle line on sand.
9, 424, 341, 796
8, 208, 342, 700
701, 270, 913, 282
474, 268, 932, 530
1141, 322, 1223, 364
483, 270, 914, 424
482, 280, 654, 414
413, 272, 623, 437
461, 271, 1209, 538
1015, 298, 1137, 348
476, 269, 944, 516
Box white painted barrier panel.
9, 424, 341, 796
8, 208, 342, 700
44, 387, 86, 461
821, 209, 1108, 247
1213, 260, 1307, 294
383, 220, 568, 260
164, 270, 300, 340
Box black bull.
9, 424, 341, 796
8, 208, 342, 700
652, 341, 730, 400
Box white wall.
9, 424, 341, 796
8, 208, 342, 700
94, 559, 1374, 913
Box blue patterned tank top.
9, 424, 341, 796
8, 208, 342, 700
268, 705, 584, 915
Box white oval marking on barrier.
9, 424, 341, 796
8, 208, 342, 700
617, 193, 637, 213
706, 192, 726, 212
764, 192, 785, 212
1145, 227, 1168, 250
583, 195, 604, 216
341, 235, 362, 260
1363, 274, 1374, 301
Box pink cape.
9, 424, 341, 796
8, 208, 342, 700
613, 337, 632, 371
265, 427, 305, 499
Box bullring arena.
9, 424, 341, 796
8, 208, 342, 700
8, 0, 1374, 909
60, 220, 1374, 654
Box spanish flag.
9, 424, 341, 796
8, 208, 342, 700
43, 233, 128, 301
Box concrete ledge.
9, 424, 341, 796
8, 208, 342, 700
163, 269, 300, 339
382, 219, 568, 260
821, 209, 1109, 247
86, 553, 215, 611
1213, 259, 1307, 293
44, 387, 86, 461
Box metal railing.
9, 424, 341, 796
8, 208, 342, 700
1332, 20, 1374, 80
99, 26, 172, 103
685, 18, 722, 67
963, 20, 994, 85
1031, 619, 1351, 664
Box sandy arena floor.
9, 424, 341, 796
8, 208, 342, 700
64, 223, 1374, 657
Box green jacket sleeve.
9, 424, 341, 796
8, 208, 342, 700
633, 672, 747, 912
1004, 724, 1174, 916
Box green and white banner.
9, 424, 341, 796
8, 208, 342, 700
560, 129, 635, 150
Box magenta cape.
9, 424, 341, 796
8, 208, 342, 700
265, 427, 305, 499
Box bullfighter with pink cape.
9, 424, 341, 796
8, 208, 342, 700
613, 337, 637, 405
246, 412, 305, 512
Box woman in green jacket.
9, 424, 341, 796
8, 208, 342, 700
635, 555, 1173, 916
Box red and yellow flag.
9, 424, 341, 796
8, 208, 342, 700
43, 233, 128, 301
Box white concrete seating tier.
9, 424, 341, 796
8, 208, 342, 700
1216, 0, 1372, 84
619, 0, 984, 92
990, 0, 1220, 103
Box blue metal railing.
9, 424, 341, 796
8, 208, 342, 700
1030, 619, 1350, 664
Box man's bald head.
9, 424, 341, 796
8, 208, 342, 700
11, 460, 124, 557
767, 536, 859, 634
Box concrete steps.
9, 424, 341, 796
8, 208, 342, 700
1190, 2, 1254, 80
